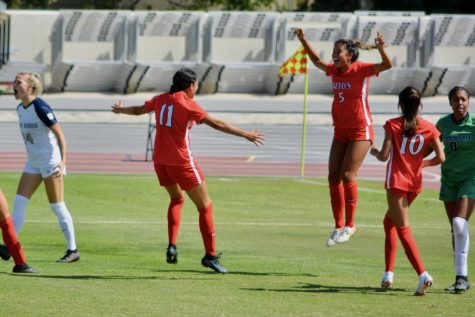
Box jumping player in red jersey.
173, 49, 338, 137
112, 68, 264, 273
0, 188, 38, 273
295, 28, 392, 246
370, 86, 445, 296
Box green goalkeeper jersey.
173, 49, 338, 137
436, 112, 475, 183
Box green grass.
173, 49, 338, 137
0, 172, 473, 316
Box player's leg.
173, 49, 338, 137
382, 212, 396, 288
451, 195, 474, 293
12, 170, 43, 234
335, 140, 371, 243
186, 182, 227, 274
44, 173, 79, 263
387, 190, 431, 295
164, 184, 185, 264
327, 138, 346, 246
0, 189, 37, 273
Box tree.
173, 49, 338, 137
166, 0, 277, 11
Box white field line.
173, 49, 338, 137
24, 219, 449, 230
296, 178, 440, 202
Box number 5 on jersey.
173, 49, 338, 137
159, 104, 174, 127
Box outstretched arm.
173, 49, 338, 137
201, 114, 265, 147
370, 129, 392, 162
294, 28, 328, 72
111, 100, 147, 116
373, 32, 392, 74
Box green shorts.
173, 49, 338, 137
439, 177, 475, 202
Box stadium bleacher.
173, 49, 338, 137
0, 9, 474, 96
50, 10, 132, 92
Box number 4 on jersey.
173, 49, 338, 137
159, 104, 174, 127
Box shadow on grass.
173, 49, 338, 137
243, 282, 407, 295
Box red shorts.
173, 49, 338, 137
389, 188, 419, 206
154, 162, 204, 191
333, 126, 374, 144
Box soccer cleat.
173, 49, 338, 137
0, 244, 11, 261
381, 271, 394, 289
166, 244, 178, 264
453, 276, 471, 294
12, 264, 38, 274
334, 226, 356, 244
326, 229, 342, 247
201, 254, 228, 274
414, 272, 433, 296
57, 249, 80, 263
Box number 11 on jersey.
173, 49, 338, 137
159, 104, 174, 127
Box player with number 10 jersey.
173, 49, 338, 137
384, 116, 440, 193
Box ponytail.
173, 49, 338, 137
398, 86, 421, 137
335, 39, 381, 62
169, 68, 197, 94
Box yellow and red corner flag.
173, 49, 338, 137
278, 46, 307, 77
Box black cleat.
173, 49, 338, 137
454, 276, 471, 294
57, 249, 80, 263
12, 264, 38, 274
0, 244, 11, 261
166, 244, 178, 264
201, 254, 228, 274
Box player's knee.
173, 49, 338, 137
453, 217, 467, 236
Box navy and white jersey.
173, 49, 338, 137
17, 97, 62, 167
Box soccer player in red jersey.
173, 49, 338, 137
112, 68, 264, 273
370, 86, 445, 296
295, 28, 392, 246
0, 188, 37, 273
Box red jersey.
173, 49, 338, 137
384, 116, 440, 192
326, 61, 376, 129
144, 91, 207, 166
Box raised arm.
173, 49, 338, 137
201, 114, 264, 147
111, 100, 147, 116
422, 137, 445, 168
370, 129, 392, 162
373, 32, 392, 74
294, 28, 328, 72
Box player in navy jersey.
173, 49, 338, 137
1, 72, 80, 263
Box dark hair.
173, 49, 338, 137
448, 86, 471, 102
398, 86, 421, 137
334, 39, 377, 62
169, 68, 197, 94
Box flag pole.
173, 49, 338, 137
299, 67, 309, 178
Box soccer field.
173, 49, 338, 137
0, 172, 473, 316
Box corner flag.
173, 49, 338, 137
278, 46, 307, 77
278, 46, 309, 178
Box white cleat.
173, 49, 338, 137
414, 271, 433, 296
334, 226, 356, 244
381, 271, 394, 289
326, 229, 342, 247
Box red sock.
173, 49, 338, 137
167, 198, 185, 245
0, 217, 26, 266
198, 203, 215, 256
383, 216, 397, 272
396, 226, 425, 275
329, 183, 344, 228
343, 181, 358, 228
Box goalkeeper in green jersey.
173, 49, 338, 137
436, 86, 474, 294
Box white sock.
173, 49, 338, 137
453, 217, 469, 277
12, 194, 29, 235
50, 202, 77, 251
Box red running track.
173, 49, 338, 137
0, 151, 441, 190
